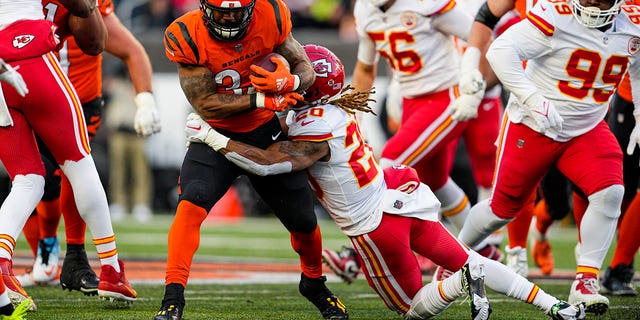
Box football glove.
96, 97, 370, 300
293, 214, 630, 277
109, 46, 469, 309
184, 113, 229, 151
0, 58, 28, 97
627, 114, 640, 157
523, 93, 563, 132
134, 92, 161, 136
252, 91, 303, 112
249, 57, 300, 94
452, 47, 486, 121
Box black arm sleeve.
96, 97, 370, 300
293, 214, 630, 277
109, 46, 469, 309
475, 2, 501, 30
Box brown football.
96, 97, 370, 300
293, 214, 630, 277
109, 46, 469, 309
251, 53, 290, 73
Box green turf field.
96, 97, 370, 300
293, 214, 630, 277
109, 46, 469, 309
13, 215, 640, 319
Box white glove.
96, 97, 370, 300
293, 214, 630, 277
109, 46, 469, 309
134, 92, 161, 136
184, 112, 229, 151
0, 58, 28, 97
452, 47, 486, 121
523, 93, 563, 132
627, 121, 640, 156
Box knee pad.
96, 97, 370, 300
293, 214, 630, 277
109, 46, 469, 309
179, 179, 218, 211
588, 184, 624, 219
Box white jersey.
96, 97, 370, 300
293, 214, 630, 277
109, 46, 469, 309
353, 0, 473, 98
287, 105, 442, 236
288, 105, 386, 236
0, 0, 44, 27
490, 0, 640, 141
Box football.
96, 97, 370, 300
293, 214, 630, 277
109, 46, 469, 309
251, 53, 290, 73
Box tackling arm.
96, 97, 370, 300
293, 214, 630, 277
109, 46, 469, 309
184, 113, 328, 175
58, 0, 96, 18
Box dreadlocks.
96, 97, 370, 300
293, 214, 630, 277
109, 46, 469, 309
303, 85, 377, 115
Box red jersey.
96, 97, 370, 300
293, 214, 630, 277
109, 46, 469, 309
164, 0, 293, 132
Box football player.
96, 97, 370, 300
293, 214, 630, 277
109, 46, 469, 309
350, 0, 501, 263
185, 44, 586, 320
458, 0, 640, 315
0, 0, 136, 311
155, 1, 347, 319
16, 0, 160, 296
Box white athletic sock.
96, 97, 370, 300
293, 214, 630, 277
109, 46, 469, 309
0, 174, 44, 259
435, 178, 470, 232
459, 199, 511, 248
61, 156, 119, 270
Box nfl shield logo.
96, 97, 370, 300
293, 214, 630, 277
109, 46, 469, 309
393, 200, 403, 209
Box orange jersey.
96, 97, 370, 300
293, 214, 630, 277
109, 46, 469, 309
56, 0, 114, 102
164, 0, 293, 132
515, 0, 537, 17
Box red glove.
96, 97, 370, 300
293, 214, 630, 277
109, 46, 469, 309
251, 92, 303, 112
249, 57, 299, 94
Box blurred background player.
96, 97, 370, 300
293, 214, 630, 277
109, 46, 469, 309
184, 44, 586, 320
458, 0, 640, 315
0, 0, 137, 309
16, 0, 161, 296
154, 0, 347, 319
351, 0, 501, 261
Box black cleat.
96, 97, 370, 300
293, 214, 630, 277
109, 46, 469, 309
299, 273, 348, 320
462, 263, 491, 320
154, 284, 185, 320
601, 263, 637, 296
60, 244, 99, 295
154, 304, 183, 320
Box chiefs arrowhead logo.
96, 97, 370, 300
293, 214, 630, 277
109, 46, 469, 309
311, 58, 332, 78
13, 34, 34, 49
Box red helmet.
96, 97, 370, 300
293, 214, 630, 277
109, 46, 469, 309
200, 0, 256, 41
303, 44, 345, 104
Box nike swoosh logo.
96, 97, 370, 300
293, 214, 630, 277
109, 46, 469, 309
43, 265, 56, 277
540, 5, 547, 10
272, 131, 282, 140
186, 125, 201, 130
301, 120, 315, 126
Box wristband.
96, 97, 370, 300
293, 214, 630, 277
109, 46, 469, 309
293, 75, 301, 91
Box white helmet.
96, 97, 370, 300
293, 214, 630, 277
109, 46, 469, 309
571, 0, 624, 28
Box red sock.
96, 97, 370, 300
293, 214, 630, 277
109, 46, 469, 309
611, 193, 640, 267
290, 225, 323, 279
60, 174, 86, 245
507, 191, 535, 248
22, 214, 39, 258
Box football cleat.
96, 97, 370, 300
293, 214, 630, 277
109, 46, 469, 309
601, 264, 637, 296
461, 263, 491, 320
0, 299, 31, 319
299, 273, 349, 319
0, 259, 36, 311
505, 245, 528, 277
155, 283, 185, 320
532, 239, 554, 276
154, 304, 183, 320
568, 277, 609, 315
60, 244, 99, 295
97, 259, 137, 302
15, 266, 59, 288
548, 301, 586, 320
30, 237, 60, 284
322, 247, 360, 284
